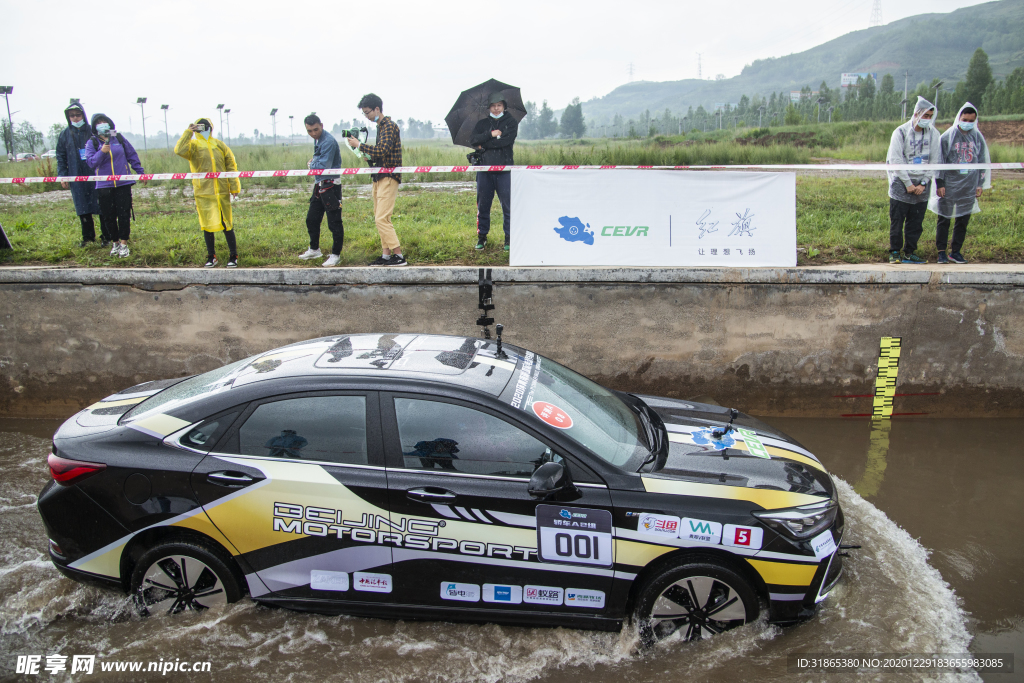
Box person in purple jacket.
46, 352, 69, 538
85, 113, 146, 258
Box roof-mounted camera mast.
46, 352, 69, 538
476, 268, 507, 359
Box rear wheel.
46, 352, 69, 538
634, 560, 760, 645
130, 541, 243, 615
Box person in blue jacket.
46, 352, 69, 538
56, 102, 109, 248
85, 114, 146, 258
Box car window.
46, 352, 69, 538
181, 410, 240, 451
238, 396, 367, 465
394, 398, 552, 478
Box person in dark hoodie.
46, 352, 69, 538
84, 113, 146, 259
469, 92, 518, 251
56, 102, 109, 248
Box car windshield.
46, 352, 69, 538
506, 352, 648, 468
122, 356, 255, 422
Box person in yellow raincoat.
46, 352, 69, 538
174, 118, 241, 267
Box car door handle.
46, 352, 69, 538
406, 487, 457, 503
207, 471, 256, 487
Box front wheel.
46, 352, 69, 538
130, 541, 243, 615
633, 560, 760, 645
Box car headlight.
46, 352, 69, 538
752, 500, 838, 541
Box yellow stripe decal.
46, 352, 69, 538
641, 476, 826, 510
86, 396, 146, 410
132, 413, 192, 437
666, 432, 826, 472
746, 558, 818, 586
614, 538, 674, 568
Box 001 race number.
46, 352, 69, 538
536, 505, 613, 567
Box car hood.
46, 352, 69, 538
636, 394, 834, 500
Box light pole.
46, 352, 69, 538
270, 108, 278, 146
137, 97, 148, 152
0, 86, 13, 156
827, 106, 835, 123
224, 108, 231, 145
216, 104, 225, 140
160, 105, 169, 150
933, 81, 944, 109
816, 97, 826, 123
288, 115, 294, 144
758, 105, 765, 127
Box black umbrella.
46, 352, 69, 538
445, 79, 527, 147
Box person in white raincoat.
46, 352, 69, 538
885, 96, 941, 264
175, 118, 241, 268
929, 102, 990, 264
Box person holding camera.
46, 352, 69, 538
56, 101, 108, 248
299, 114, 344, 267
469, 92, 518, 252
175, 118, 241, 268
347, 94, 406, 266
84, 113, 146, 259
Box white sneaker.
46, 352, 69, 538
118, 244, 130, 258
322, 254, 341, 267
298, 248, 322, 260
109, 243, 120, 256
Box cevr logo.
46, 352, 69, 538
600, 226, 649, 237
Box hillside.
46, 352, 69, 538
582, 0, 1024, 124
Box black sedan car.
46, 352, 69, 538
39, 334, 844, 642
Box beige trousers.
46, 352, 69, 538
371, 177, 400, 250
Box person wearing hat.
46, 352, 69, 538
56, 101, 109, 248
469, 92, 518, 251
175, 118, 241, 267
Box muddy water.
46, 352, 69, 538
0, 417, 1018, 683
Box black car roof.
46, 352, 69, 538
229, 333, 520, 396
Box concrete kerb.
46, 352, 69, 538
2, 264, 1023, 287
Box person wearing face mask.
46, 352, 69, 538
468, 92, 518, 252
929, 103, 990, 264
175, 118, 241, 268
84, 114, 147, 259
885, 96, 940, 264
347, 93, 406, 266
56, 101, 109, 248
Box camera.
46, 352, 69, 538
195, 123, 206, 132
467, 150, 484, 165
342, 127, 367, 139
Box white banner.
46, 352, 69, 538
510, 170, 796, 267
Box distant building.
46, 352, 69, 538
789, 91, 819, 103
840, 72, 878, 88
432, 123, 450, 140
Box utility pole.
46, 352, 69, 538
136, 98, 148, 152
216, 104, 225, 140
289, 115, 294, 144
0, 86, 13, 155
270, 108, 278, 146
696, 53, 702, 80
869, 0, 883, 27
160, 104, 169, 150
902, 71, 909, 119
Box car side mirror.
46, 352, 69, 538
528, 461, 580, 501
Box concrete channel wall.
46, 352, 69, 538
2, 265, 1023, 418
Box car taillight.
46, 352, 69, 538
48, 452, 106, 486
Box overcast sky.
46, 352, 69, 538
1, 0, 992, 142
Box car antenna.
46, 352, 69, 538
476, 267, 495, 339
712, 408, 740, 438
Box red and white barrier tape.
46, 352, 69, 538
1, 162, 1021, 184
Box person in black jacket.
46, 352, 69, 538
56, 102, 109, 248
469, 92, 517, 251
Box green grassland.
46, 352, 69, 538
2, 122, 1022, 266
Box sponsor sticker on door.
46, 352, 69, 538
565, 588, 605, 609
310, 570, 349, 592
483, 584, 523, 604
353, 571, 392, 593
680, 517, 723, 545
441, 582, 481, 602
524, 585, 564, 605
536, 505, 613, 567
722, 524, 763, 550
637, 513, 680, 537
810, 530, 837, 560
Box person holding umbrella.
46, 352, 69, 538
446, 80, 527, 253
468, 93, 518, 251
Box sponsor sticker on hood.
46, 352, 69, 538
738, 428, 771, 459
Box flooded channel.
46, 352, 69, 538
1, 416, 1019, 682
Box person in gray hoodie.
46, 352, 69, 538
885, 96, 941, 264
